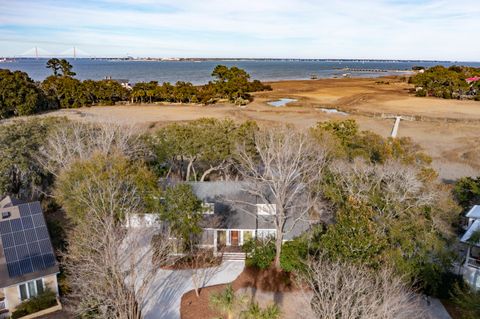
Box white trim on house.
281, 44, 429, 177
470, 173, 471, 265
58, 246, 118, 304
202, 228, 276, 247
202, 202, 215, 215
256, 204, 276, 216
126, 213, 159, 228
17, 278, 44, 301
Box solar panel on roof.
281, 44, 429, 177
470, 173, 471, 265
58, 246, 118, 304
42, 254, 55, 268
18, 204, 31, 217
38, 239, 52, 254
2, 233, 15, 248
0, 203, 56, 278
31, 255, 44, 271
16, 244, 29, 260
29, 203, 42, 215
7, 262, 21, 277
35, 227, 50, 240
13, 231, 26, 246
0, 221, 11, 234
21, 216, 34, 229
28, 242, 41, 256
10, 219, 22, 232
19, 259, 33, 274
4, 247, 17, 261
24, 229, 37, 243
31, 214, 44, 227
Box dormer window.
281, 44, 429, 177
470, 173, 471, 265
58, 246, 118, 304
202, 202, 215, 215
257, 204, 276, 216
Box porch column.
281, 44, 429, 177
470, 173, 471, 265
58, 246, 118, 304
213, 230, 218, 255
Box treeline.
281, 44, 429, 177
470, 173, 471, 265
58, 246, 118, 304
410, 65, 480, 100
131, 65, 271, 104
0, 59, 271, 119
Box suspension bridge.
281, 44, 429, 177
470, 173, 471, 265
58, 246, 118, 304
15, 46, 92, 58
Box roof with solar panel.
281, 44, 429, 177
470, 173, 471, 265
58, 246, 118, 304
0, 196, 58, 287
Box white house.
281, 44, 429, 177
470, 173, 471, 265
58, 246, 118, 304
190, 182, 311, 255
459, 205, 480, 290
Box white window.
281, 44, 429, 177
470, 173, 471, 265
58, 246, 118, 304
126, 214, 159, 228
256, 204, 276, 216
257, 229, 276, 240
19, 279, 44, 301
202, 202, 215, 215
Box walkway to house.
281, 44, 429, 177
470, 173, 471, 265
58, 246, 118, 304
421, 297, 452, 319
142, 260, 245, 319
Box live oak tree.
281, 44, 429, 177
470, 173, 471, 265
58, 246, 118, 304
319, 158, 459, 290
151, 118, 257, 181
159, 183, 204, 250
0, 117, 61, 198
54, 154, 158, 223
0, 69, 50, 118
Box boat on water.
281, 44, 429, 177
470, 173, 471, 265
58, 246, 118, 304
0, 58, 15, 63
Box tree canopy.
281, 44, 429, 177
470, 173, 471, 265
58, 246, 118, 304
0, 69, 51, 118
150, 118, 258, 181
0, 117, 62, 198
410, 65, 480, 100
54, 154, 159, 223
159, 183, 204, 249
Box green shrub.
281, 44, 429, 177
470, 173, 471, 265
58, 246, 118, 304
241, 302, 281, 319
242, 238, 275, 269
11, 289, 57, 319
451, 282, 480, 319
280, 238, 308, 272
415, 89, 427, 97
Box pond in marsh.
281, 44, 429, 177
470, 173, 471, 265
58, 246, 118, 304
267, 98, 297, 107
318, 108, 349, 115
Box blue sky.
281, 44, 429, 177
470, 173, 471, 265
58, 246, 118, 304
0, 0, 479, 60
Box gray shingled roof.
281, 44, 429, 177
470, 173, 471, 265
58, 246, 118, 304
189, 181, 311, 240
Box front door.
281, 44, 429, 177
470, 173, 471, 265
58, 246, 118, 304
230, 231, 239, 247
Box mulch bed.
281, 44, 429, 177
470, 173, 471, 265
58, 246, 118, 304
180, 266, 300, 319
231, 266, 298, 292
181, 283, 227, 319
440, 299, 464, 319
160, 254, 223, 270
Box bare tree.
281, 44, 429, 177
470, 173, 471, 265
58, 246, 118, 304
329, 158, 440, 219
236, 127, 329, 269
57, 154, 170, 318
189, 248, 222, 297
297, 256, 426, 319
39, 121, 147, 175
64, 211, 172, 319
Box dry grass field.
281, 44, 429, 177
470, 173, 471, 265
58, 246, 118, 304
42, 77, 480, 181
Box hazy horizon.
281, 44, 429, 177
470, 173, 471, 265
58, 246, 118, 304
1, 0, 479, 61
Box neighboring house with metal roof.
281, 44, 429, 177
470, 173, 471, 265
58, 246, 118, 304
0, 196, 60, 316
459, 205, 480, 290
190, 181, 312, 255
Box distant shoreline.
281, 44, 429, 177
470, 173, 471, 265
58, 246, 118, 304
1, 57, 478, 63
